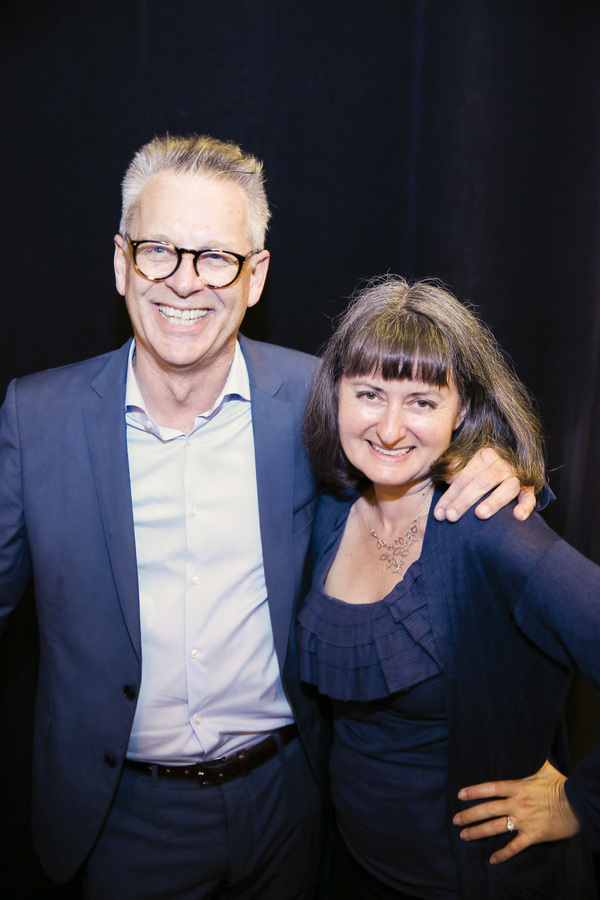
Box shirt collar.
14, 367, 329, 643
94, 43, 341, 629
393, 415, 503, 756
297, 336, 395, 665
125, 340, 251, 424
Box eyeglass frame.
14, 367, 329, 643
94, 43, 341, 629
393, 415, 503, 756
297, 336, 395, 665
124, 237, 260, 289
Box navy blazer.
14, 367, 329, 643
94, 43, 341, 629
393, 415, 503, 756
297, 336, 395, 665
0, 335, 324, 883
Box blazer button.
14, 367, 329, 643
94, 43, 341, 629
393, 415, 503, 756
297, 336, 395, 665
103, 754, 117, 768
122, 684, 137, 701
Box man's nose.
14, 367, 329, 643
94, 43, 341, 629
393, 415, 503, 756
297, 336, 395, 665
165, 251, 204, 295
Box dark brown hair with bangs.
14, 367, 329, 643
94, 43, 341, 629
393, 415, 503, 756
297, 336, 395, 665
304, 276, 545, 497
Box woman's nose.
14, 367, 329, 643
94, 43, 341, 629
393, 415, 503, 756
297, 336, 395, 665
376, 406, 407, 445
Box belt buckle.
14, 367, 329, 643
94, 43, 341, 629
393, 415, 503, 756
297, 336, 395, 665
195, 766, 211, 785
237, 749, 251, 777
197, 762, 227, 785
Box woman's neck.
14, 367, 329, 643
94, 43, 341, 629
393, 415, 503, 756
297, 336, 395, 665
365, 480, 435, 538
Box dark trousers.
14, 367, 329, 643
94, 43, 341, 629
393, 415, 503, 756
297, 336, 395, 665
83, 736, 322, 900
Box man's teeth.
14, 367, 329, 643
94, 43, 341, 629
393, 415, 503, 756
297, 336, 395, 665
372, 445, 411, 457
159, 305, 208, 323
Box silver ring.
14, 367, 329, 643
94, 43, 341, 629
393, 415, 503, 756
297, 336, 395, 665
506, 815, 516, 832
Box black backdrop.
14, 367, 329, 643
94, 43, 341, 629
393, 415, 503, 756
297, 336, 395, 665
1, 1, 600, 896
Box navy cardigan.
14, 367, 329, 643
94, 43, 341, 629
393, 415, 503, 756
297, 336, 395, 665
305, 489, 600, 899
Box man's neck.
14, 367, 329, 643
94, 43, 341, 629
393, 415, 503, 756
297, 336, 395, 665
132, 347, 235, 434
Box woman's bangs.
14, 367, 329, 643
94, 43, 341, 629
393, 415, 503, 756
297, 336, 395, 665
343, 322, 452, 386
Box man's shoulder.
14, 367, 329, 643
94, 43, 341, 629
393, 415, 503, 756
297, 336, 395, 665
239, 336, 319, 402
8, 342, 130, 406
239, 334, 317, 375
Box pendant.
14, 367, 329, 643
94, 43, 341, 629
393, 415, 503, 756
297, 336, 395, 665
370, 520, 419, 576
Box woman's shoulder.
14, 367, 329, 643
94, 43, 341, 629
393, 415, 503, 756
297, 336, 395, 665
310, 492, 355, 566
315, 492, 355, 531
432, 493, 563, 570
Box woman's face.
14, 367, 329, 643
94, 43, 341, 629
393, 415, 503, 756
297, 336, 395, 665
338, 372, 466, 492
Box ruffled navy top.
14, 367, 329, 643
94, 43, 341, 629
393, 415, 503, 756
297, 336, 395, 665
298, 496, 460, 898
298, 558, 443, 703
298, 492, 445, 701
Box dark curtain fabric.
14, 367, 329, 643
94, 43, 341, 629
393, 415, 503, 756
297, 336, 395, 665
1, 1, 599, 895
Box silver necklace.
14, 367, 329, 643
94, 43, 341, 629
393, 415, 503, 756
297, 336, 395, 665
370, 490, 433, 577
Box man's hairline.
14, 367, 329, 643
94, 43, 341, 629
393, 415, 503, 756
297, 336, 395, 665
120, 169, 261, 253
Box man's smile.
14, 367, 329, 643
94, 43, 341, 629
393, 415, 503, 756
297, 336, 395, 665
158, 304, 209, 323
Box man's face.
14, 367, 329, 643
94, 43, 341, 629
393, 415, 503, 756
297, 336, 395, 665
114, 171, 269, 379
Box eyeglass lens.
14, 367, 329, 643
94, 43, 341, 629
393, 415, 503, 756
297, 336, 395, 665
133, 242, 242, 287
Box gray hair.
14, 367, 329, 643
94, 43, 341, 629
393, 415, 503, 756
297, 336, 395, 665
304, 276, 545, 496
119, 134, 271, 250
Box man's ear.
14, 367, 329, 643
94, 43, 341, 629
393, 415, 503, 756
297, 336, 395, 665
246, 250, 270, 309
113, 235, 128, 297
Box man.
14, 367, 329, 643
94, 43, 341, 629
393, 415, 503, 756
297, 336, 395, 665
0, 134, 535, 899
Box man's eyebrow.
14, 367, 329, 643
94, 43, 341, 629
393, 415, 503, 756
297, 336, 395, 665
137, 235, 239, 251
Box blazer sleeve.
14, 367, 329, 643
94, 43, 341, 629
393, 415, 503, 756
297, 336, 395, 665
0, 380, 32, 631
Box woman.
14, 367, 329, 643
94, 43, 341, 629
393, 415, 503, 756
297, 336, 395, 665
299, 277, 600, 899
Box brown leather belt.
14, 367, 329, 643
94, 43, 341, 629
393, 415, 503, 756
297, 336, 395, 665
123, 723, 298, 786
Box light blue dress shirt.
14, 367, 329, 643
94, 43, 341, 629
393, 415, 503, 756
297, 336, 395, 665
124, 342, 293, 763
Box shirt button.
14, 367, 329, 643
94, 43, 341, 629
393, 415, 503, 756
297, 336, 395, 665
191, 506, 198, 516
194, 714, 202, 724
144, 419, 153, 431
191, 575, 199, 585
191, 649, 199, 659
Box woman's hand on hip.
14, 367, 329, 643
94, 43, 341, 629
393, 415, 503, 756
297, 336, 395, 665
452, 760, 581, 864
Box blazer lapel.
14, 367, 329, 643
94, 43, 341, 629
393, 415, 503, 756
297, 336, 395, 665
83, 342, 142, 660
241, 338, 296, 670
